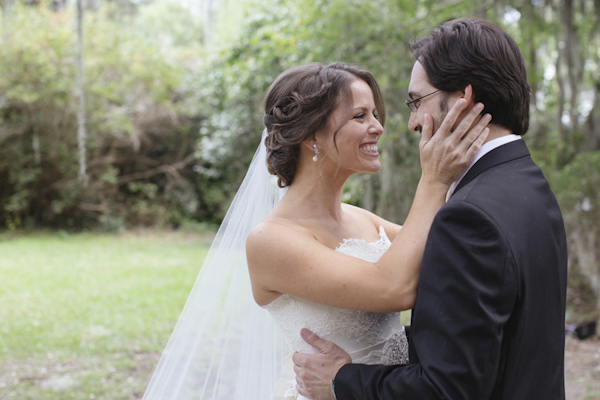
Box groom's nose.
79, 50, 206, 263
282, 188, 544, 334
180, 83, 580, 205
408, 112, 422, 133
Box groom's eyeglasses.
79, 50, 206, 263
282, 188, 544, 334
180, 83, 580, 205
405, 89, 441, 113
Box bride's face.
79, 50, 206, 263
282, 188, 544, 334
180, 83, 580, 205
318, 79, 384, 177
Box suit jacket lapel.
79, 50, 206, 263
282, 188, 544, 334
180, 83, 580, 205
454, 139, 531, 195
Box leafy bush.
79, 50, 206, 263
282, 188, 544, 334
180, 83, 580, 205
0, 3, 204, 230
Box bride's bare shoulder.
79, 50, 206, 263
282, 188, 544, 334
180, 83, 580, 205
246, 217, 314, 249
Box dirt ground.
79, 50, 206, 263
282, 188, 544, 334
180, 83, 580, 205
565, 335, 600, 399
0, 336, 598, 399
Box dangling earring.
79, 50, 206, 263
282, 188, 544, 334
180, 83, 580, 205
312, 144, 320, 162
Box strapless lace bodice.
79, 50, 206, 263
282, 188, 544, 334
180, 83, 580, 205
264, 226, 408, 366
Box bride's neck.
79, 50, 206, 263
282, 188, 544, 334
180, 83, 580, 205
285, 170, 347, 222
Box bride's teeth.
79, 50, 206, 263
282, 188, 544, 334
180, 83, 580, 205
361, 144, 378, 152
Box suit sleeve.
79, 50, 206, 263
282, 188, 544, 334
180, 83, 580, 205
334, 201, 519, 399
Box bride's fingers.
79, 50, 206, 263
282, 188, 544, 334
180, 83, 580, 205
465, 127, 490, 158
449, 102, 486, 143
456, 112, 492, 152
431, 98, 469, 140
419, 114, 434, 150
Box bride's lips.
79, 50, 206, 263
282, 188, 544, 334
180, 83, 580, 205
359, 142, 379, 156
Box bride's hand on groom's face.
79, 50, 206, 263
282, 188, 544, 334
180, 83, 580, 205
293, 328, 351, 400
419, 99, 492, 187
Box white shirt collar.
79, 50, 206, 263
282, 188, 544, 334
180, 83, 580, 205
446, 134, 521, 202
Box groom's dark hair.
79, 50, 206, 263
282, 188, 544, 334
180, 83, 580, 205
409, 18, 530, 135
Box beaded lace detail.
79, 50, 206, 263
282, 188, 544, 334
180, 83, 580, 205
264, 226, 408, 366
336, 225, 391, 262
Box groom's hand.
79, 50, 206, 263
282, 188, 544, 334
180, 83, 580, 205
293, 328, 351, 400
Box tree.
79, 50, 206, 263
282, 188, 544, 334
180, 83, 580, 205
76, 0, 88, 186
194, 0, 600, 314
0, 2, 205, 229
1, 0, 11, 38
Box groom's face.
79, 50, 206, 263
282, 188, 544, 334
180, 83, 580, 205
407, 61, 454, 134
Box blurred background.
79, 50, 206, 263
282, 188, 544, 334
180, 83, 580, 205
0, 0, 599, 398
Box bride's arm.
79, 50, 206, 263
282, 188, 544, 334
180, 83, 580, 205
247, 100, 490, 312
375, 99, 492, 308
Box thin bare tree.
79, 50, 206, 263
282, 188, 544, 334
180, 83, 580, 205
76, 0, 88, 186
1, 0, 14, 42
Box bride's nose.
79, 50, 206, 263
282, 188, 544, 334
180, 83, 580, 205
369, 118, 384, 136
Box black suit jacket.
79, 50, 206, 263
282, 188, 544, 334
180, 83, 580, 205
335, 140, 568, 399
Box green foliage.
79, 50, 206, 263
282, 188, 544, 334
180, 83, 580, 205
192, 0, 491, 221
0, 2, 204, 230
2, 2, 600, 299
193, 0, 600, 315
1, 1, 600, 395
545, 151, 600, 219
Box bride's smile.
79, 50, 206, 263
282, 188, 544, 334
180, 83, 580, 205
359, 142, 379, 155
316, 78, 384, 179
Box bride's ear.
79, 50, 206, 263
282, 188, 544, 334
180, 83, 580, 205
302, 136, 317, 152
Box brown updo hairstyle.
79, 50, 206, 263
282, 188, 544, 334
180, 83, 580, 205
263, 62, 385, 188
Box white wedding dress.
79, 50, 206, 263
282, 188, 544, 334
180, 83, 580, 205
264, 226, 409, 400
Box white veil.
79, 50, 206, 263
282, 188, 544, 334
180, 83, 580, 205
143, 129, 288, 399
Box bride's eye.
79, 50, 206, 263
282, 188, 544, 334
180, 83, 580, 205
353, 113, 366, 120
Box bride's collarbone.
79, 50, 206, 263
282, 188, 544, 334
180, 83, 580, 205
317, 226, 381, 249
295, 221, 381, 249
266, 206, 380, 246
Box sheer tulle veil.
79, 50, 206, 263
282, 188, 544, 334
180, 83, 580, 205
142, 129, 288, 399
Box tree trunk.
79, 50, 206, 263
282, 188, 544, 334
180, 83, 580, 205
561, 0, 583, 150
583, 82, 600, 151
32, 126, 41, 166
583, 0, 600, 151
76, 0, 88, 186
555, 43, 566, 146
570, 225, 600, 311
203, 0, 215, 49
1, 0, 14, 42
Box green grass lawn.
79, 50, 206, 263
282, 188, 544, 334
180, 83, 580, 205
0, 231, 211, 400
0, 230, 595, 400
0, 230, 414, 400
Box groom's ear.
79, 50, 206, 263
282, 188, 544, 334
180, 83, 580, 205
461, 84, 475, 106
452, 84, 477, 131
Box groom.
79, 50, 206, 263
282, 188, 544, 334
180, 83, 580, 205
292, 18, 568, 399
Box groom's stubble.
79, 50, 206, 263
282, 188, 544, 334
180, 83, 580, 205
430, 92, 450, 135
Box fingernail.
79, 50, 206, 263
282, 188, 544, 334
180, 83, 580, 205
475, 103, 484, 111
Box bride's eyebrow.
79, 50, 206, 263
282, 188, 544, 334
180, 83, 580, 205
353, 101, 377, 110
351, 106, 375, 116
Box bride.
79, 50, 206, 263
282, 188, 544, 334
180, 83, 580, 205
142, 62, 489, 400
